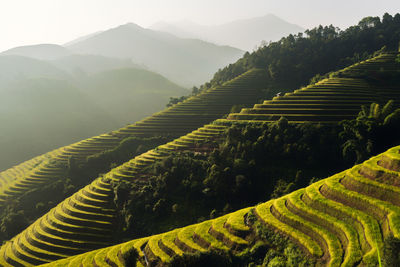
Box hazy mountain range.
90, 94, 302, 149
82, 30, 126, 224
1, 23, 244, 87
1, 14, 303, 86
151, 14, 304, 51
64, 23, 243, 87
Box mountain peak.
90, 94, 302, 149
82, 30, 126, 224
118, 22, 144, 30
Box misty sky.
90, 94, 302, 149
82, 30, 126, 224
1, 0, 399, 52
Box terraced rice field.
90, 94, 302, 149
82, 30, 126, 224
0, 155, 54, 202
1, 53, 396, 204
0, 134, 121, 206
40, 145, 400, 267
104, 124, 227, 182
227, 52, 400, 123
2, 52, 400, 266
0, 124, 228, 266
0, 69, 267, 205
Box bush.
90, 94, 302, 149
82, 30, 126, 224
121, 247, 139, 266
382, 235, 400, 267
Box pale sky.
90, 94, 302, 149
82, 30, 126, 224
0, 0, 399, 52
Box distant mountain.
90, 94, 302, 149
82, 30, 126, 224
1, 44, 71, 60
0, 55, 70, 84
66, 23, 244, 86
151, 14, 304, 51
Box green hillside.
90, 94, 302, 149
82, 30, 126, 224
38, 145, 400, 266
1, 51, 400, 265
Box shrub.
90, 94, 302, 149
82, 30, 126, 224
382, 235, 400, 267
